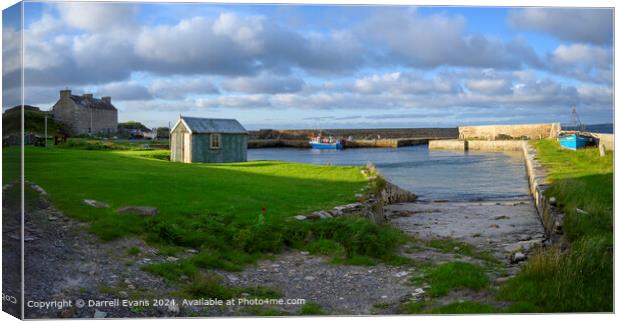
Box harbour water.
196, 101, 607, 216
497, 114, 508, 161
248, 145, 529, 201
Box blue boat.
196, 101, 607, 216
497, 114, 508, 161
559, 134, 591, 150
309, 136, 345, 150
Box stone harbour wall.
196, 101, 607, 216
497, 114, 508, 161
459, 123, 561, 140
467, 140, 524, 151
522, 142, 565, 243
429, 139, 524, 151
591, 133, 614, 151
428, 139, 467, 150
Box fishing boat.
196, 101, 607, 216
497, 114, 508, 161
309, 136, 345, 150
559, 106, 592, 150
559, 133, 591, 150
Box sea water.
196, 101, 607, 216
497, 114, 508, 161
248, 145, 528, 201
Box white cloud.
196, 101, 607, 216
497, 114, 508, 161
549, 44, 611, 69
508, 8, 613, 45
149, 78, 220, 99
55, 2, 138, 33
353, 72, 460, 95
223, 72, 305, 94
466, 78, 512, 95
96, 81, 152, 101
364, 9, 539, 69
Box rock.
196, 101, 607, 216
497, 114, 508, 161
575, 208, 589, 215
489, 224, 499, 228
294, 215, 307, 221
31, 184, 47, 195
168, 302, 180, 314
411, 288, 425, 301
48, 216, 58, 221
117, 206, 158, 217
510, 252, 527, 264
166, 256, 179, 262
381, 295, 388, 299
94, 310, 107, 318
300, 251, 309, 255
127, 284, 136, 290
549, 197, 557, 206
394, 271, 409, 278
186, 249, 198, 254
518, 234, 532, 241
305, 213, 322, 220
83, 199, 110, 208
119, 291, 128, 298
304, 276, 315, 281
495, 277, 511, 284
226, 275, 239, 282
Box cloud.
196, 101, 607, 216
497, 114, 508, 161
222, 72, 305, 94
55, 2, 138, 33
353, 72, 461, 95
96, 81, 153, 101
544, 44, 612, 84
548, 44, 611, 69
465, 78, 512, 95
149, 78, 220, 99
363, 9, 540, 69
508, 8, 613, 45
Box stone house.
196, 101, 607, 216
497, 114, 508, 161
52, 89, 118, 135
170, 116, 248, 163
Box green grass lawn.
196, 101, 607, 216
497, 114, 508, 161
11, 146, 367, 237
5, 145, 408, 279
498, 139, 613, 312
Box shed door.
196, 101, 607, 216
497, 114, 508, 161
183, 133, 191, 163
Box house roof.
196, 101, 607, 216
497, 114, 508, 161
70, 95, 117, 111
173, 116, 248, 134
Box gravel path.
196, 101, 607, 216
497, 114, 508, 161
11, 183, 546, 317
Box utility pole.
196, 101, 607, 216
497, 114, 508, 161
44, 115, 48, 147
90, 108, 93, 136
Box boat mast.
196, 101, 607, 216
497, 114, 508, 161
570, 106, 585, 132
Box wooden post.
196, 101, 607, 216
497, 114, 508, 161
599, 143, 606, 157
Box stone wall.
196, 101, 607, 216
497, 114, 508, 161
459, 123, 561, 140
591, 133, 614, 151
250, 127, 458, 140
292, 177, 416, 224
467, 140, 524, 151
429, 139, 523, 151
522, 142, 565, 243
428, 139, 467, 150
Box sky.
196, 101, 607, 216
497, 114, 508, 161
1, 1, 614, 129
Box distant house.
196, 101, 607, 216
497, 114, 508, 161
52, 89, 118, 135
170, 116, 248, 163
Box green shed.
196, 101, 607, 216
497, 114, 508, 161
170, 116, 248, 163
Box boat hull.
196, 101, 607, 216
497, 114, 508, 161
559, 135, 591, 150
310, 142, 344, 150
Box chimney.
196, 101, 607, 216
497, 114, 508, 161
102, 96, 111, 103
83, 93, 93, 99
60, 89, 71, 99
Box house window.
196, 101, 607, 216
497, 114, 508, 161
210, 133, 221, 149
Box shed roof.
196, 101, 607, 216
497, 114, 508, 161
173, 116, 248, 134
70, 95, 117, 111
